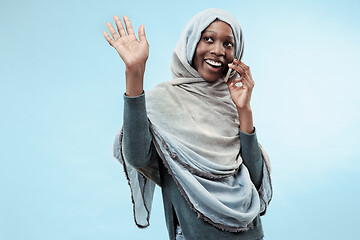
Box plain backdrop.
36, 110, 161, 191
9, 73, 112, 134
1, 0, 359, 239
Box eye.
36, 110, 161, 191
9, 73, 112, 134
224, 42, 234, 48
204, 36, 213, 43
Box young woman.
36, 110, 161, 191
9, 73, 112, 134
104, 8, 272, 240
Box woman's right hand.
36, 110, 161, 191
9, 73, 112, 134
103, 15, 149, 96
103, 15, 149, 70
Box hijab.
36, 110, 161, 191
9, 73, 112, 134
171, 8, 244, 79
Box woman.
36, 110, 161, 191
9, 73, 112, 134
104, 8, 272, 240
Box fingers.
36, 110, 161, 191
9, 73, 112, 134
238, 77, 252, 89
104, 15, 137, 40
227, 75, 253, 91
106, 22, 119, 40
123, 15, 135, 36
228, 59, 255, 87
232, 60, 250, 79
235, 59, 254, 86
113, 15, 126, 37
103, 31, 114, 45
138, 24, 147, 43
103, 15, 146, 47
229, 77, 244, 88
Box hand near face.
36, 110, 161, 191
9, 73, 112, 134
226, 59, 255, 111
103, 16, 149, 71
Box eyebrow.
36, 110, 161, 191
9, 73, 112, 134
203, 30, 234, 39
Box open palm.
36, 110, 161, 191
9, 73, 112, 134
103, 16, 149, 69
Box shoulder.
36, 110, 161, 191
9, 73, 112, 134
146, 81, 174, 102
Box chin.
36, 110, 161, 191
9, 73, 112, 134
202, 74, 224, 82
204, 78, 219, 83
199, 67, 228, 82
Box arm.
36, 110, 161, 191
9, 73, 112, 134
122, 92, 158, 168
104, 16, 155, 168
239, 129, 263, 189
226, 59, 263, 188
226, 59, 255, 134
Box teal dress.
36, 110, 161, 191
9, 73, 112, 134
122, 93, 265, 240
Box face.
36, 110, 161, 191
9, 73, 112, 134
193, 20, 235, 82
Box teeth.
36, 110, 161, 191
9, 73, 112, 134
205, 59, 222, 67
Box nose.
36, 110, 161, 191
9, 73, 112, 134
210, 42, 225, 56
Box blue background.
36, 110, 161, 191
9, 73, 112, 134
1, 0, 359, 239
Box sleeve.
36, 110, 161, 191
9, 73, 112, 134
112, 92, 159, 227
239, 127, 264, 189
122, 92, 158, 169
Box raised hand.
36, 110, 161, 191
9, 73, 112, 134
103, 15, 149, 70
226, 59, 255, 133
226, 59, 255, 110
103, 15, 149, 97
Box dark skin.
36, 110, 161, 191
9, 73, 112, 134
193, 20, 235, 83
103, 17, 255, 134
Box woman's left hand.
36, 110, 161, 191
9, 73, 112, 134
226, 59, 255, 111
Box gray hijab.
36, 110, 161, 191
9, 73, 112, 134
113, 8, 272, 232
171, 8, 244, 79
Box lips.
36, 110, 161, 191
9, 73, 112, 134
203, 59, 225, 74
204, 59, 224, 68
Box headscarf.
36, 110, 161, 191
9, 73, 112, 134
113, 8, 272, 232
171, 8, 244, 79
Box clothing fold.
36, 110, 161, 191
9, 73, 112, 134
113, 78, 272, 232
113, 119, 272, 232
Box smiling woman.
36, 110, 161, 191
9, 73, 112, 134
193, 20, 235, 82
104, 8, 272, 240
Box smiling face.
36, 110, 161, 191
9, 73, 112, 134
193, 20, 235, 82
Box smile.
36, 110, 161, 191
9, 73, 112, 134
205, 59, 223, 68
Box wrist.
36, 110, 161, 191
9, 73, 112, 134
125, 65, 145, 97
125, 88, 144, 97
125, 63, 146, 77
237, 106, 252, 116
237, 107, 254, 134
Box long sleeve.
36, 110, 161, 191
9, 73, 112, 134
122, 92, 157, 169
239, 128, 264, 189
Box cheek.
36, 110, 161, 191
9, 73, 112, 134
193, 53, 201, 71
227, 50, 235, 62
193, 46, 206, 70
